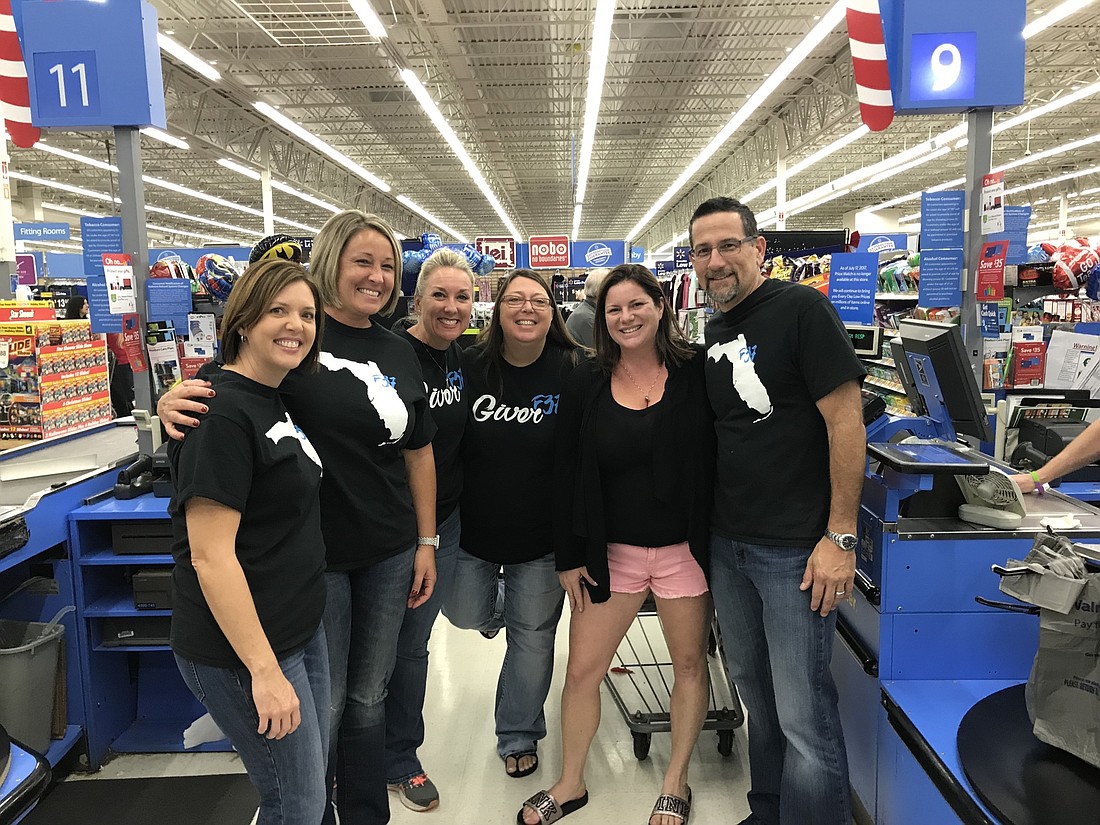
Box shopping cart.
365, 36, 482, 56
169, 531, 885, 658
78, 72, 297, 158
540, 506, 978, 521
603, 597, 744, 760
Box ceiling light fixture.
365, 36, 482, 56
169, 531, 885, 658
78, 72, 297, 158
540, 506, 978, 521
744, 125, 871, 204
157, 33, 221, 82
572, 203, 582, 241
397, 195, 469, 244
626, 0, 847, 240
21, 239, 83, 252
254, 101, 390, 193
140, 127, 191, 150
1022, 0, 1096, 39
9, 170, 115, 202
399, 69, 519, 239
41, 202, 103, 219
347, 0, 388, 38
218, 158, 261, 180
994, 132, 1100, 174
271, 180, 341, 214
144, 204, 263, 238
1004, 164, 1100, 195
573, 0, 616, 214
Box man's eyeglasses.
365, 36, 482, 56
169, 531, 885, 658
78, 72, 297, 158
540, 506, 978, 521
501, 295, 552, 310
689, 236, 758, 261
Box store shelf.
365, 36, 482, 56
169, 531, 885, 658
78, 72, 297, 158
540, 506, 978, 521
93, 643, 171, 653
79, 548, 172, 566
866, 358, 896, 369
865, 377, 907, 395
84, 589, 170, 618
110, 720, 232, 754
71, 497, 170, 521
875, 292, 919, 301
44, 725, 83, 767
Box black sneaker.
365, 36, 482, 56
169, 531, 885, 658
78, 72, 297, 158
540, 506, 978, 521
388, 772, 439, 812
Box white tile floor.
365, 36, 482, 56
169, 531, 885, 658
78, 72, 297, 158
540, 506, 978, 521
65, 611, 755, 824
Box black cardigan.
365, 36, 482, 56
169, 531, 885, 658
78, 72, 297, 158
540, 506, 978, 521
553, 346, 716, 603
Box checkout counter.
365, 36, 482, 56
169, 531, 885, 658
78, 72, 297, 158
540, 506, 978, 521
840, 320, 1100, 825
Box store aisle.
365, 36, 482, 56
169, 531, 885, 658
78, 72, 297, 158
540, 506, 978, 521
62, 611, 754, 824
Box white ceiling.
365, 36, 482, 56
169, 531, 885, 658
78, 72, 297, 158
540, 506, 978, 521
9, 0, 1100, 258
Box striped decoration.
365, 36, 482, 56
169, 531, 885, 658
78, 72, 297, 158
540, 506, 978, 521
0, 0, 39, 148
846, 0, 894, 132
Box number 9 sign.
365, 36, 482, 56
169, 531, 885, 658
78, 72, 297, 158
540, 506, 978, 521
908, 31, 976, 103
930, 43, 962, 92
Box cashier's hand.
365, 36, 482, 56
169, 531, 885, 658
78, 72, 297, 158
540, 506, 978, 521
157, 379, 216, 441
1009, 473, 1040, 494
251, 666, 301, 740
559, 567, 597, 613
801, 538, 856, 617
408, 547, 436, 609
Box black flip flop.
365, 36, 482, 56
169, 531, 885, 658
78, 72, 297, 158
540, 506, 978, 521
505, 750, 539, 778
517, 789, 589, 824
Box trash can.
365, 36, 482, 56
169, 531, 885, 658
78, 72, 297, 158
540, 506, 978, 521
0, 607, 71, 753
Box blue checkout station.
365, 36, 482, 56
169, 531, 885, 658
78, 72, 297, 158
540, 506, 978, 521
838, 319, 1100, 825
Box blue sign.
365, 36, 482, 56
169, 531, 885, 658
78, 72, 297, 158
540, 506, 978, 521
986, 206, 1032, 265
46, 252, 84, 279
80, 216, 123, 277
21, 0, 166, 129
151, 247, 252, 270
979, 302, 1000, 338
654, 261, 675, 276
918, 249, 964, 306
14, 222, 70, 241
147, 278, 193, 331
571, 240, 626, 269
86, 277, 122, 334
674, 246, 691, 269
920, 191, 966, 251
856, 233, 908, 254
881, 0, 1026, 114
828, 253, 878, 325
630, 246, 645, 264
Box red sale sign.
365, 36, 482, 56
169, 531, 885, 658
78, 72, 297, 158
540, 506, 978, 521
529, 235, 570, 269
976, 240, 1008, 301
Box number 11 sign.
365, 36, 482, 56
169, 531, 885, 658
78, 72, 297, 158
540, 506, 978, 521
33, 51, 101, 119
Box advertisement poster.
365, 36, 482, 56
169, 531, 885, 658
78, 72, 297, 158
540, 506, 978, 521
146, 278, 194, 331
975, 240, 1009, 301
183, 313, 217, 359
121, 313, 146, 373
920, 191, 966, 250
146, 322, 181, 394
918, 249, 964, 307
986, 206, 1032, 265
980, 171, 1005, 235
102, 253, 137, 314
827, 253, 878, 325
80, 217, 123, 277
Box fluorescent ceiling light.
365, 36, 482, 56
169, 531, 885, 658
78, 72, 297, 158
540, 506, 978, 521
34, 141, 114, 172
142, 174, 265, 218
218, 158, 261, 180
572, 204, 582, 241
21, 239, 83, 252
271, 180, 340, 214
158, 33, 221, 82
146, 222, 235, 245
254, 101, 390, 193
994, 80, 1100, 133
898, 212, 921, 224
654, 231, 689, 256
397, 195, 469, 244
626, 0, 847, 240
399, 69, 519, 239
994, 132, 1100, 174
852, 146, 951, 191
573, 0, 616, 210
1005, 164, 1100, 195
145, 204, 263, 238
348, 0, 387, 38
42, 202, 103, 219
1022, 0, 1096, 39
10, 171, 115, 202
141, 127, 190, 150
743, 126, 870, 205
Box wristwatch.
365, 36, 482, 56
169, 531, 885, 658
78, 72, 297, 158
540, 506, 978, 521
825, 530, 858, 552
417, 535, 440, 548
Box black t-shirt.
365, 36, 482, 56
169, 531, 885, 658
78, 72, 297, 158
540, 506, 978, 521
168, 369, 326, 668
460, 343, 577, 564
281, 316, 435, 570
596, 390, 688, 547
704, 278, 865, 546
396, 327, 467, 523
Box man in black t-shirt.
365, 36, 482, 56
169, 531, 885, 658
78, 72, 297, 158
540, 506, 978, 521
693, 197, 866, 825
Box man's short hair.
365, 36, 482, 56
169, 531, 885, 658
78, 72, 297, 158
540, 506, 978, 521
585, 267, 610, 295
689, 196, 759, 245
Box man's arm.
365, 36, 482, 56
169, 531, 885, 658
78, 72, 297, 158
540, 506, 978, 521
1011, 416, 1100, 493
800, 379, 865, 616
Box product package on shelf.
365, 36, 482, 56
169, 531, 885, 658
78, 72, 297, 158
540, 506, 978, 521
983, 334, 1012, 390
1009, 340, 1047, 389
0, 319, 111, 439
146, 322, 182, 396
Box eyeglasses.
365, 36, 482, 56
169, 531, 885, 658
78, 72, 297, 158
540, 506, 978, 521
689, 236, 758, 261
501, 295, 552, 310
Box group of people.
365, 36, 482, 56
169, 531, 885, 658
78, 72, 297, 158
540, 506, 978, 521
161, 195, 869, 825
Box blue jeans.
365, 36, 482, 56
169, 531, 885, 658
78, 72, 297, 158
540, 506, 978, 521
709, 536, 851, 825
442, 549, 564, 758
323, 546, 415, 825
175, 625, 330, 825
384, 507, 460, 783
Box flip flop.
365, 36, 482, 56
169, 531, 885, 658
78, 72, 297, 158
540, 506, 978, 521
650, 786, 692, 824
517, 789, 589, 824
505, 750, 539, 778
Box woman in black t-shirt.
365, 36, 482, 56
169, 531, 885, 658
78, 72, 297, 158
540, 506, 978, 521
160, 211, 437, 825
387, 247, 474, 810
444, 269, 580, 780
169, 261, 329, 825
518, 265, 716, 825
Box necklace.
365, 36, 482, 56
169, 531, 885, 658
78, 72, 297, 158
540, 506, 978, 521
619, 361, 664, 407
423, 343, 448, 375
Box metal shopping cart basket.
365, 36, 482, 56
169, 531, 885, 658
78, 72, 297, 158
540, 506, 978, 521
603, 596, 744, 760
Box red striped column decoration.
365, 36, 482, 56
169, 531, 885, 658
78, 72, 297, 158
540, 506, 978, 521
846, 0, 894, 132
0, 0, 39, 148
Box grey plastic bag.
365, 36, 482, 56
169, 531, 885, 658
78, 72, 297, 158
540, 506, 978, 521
1025, 573, 1100, 768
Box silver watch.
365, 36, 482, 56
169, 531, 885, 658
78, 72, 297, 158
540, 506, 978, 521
417, 535, 440, 548
825, 530, 858, 552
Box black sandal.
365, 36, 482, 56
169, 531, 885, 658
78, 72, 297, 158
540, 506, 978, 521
517, 789, 589, 824
650, 787, 692, 824
505, 750, 539, 778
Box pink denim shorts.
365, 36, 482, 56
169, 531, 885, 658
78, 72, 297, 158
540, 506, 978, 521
606, 541, 709, 599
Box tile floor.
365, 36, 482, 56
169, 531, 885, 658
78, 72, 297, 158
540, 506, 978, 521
65, 610, 757, 824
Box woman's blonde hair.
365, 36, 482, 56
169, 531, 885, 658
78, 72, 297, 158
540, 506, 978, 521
310, 210, 403, 317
